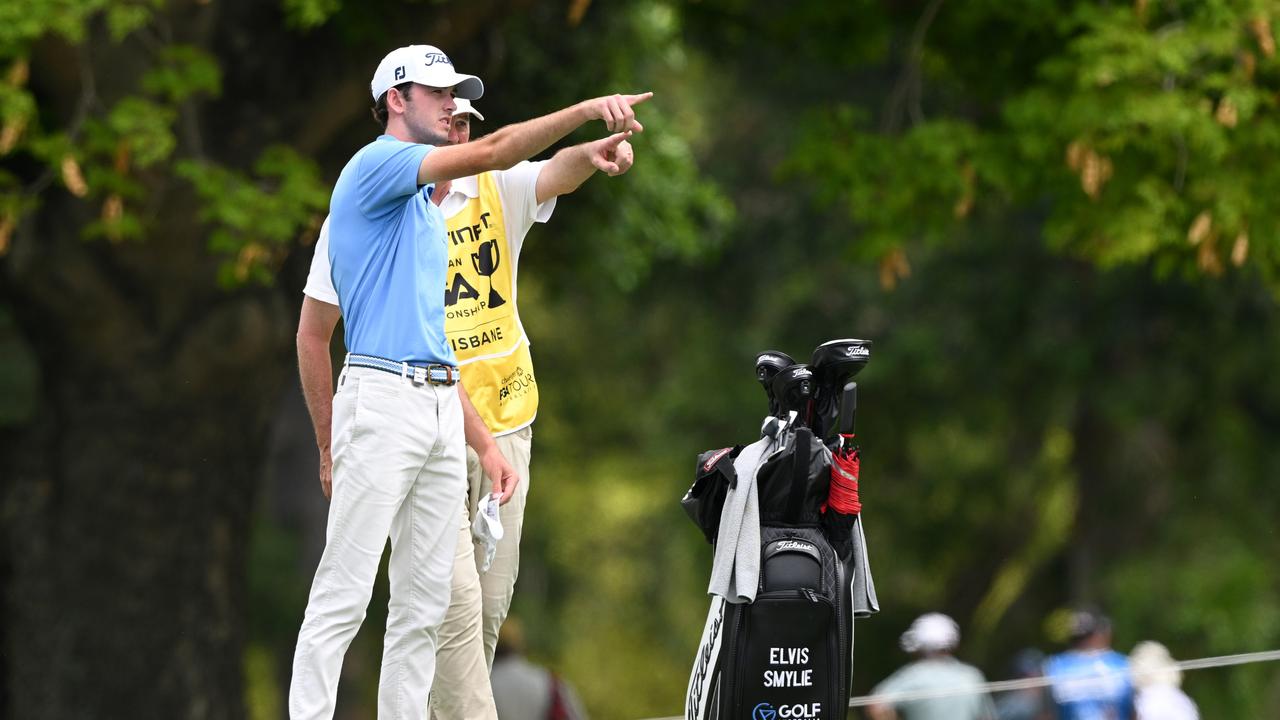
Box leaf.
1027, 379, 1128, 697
141, 45, 223, 103
178, 146, 329, 285
60, 155, 88, 197
281, 0, 342, 29
1187, 211, 1213, 246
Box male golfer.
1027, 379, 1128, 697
288, 44, 648, 720
298, 97, 633, 718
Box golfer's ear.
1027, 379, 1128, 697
386, 86, 408, 114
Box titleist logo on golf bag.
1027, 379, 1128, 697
775, 540, 816, 554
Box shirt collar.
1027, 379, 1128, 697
446, 174, 480, 200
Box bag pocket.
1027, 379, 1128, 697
681, 446, 742, 543
728, 590, 838, 720
762, 537, 824, 592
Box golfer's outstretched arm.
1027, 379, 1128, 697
419, 92, 652, 185
297, 296, 342, 499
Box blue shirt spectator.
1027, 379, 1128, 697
1044, 609, 1134, 720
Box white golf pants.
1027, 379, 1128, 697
290, 366, 466, 719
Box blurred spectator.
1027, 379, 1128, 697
1043, 608, 1134, 720
489, 618, 588, 720
1130, 641, 1198, 720
994, 649, 1053, 720
867, 613, 997, 720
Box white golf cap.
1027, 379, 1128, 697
370, 45, 484, 101
1130, 641, 1183, 688
899, 613, 960, 653
452, 98, 485, 121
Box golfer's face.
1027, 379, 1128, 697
402, 84, 456, 144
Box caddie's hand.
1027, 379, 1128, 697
481, 446, 521, 505
611, 139, 635, 175
320, 447, 333, 500
589, 132, 635, 176
583, 92, 653, 133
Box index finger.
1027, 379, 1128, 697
603, 130, 632, 146
625, 91, 654, 107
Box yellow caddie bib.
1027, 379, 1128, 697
443, 172, 538, 435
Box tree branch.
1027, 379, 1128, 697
881, 0, 946, 134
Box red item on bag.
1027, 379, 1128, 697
827, 434, 862, 515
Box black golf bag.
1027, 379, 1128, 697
682, 340, 878, 720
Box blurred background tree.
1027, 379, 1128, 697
3, 0, 1279, 718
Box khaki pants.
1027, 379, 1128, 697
430, 426, 533, 720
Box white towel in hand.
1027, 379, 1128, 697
472, 493, 504, 573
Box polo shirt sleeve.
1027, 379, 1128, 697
493, 160, 556, 254
355, 140, 433, 217
302, 215, 339, 305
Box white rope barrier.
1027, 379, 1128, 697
639, 648, 1280, 720
846, 648, 1280, 707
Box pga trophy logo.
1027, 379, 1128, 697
471, 239, 506, 308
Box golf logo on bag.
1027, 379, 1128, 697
751, 702, 824, 720
683, 339, 879, 720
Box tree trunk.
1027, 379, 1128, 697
1, 184, 294, 717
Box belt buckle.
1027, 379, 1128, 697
426, 365, 442, 386
411, 366, 427, 386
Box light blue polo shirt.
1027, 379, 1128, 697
328, 135, 455, 366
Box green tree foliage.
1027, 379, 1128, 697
787, 0, 1280, 290
0, 1, 327, 267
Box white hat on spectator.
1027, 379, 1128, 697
900, 613, 960, 653
1131, 641, 1183, 688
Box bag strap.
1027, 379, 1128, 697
786, 428, 812, 522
